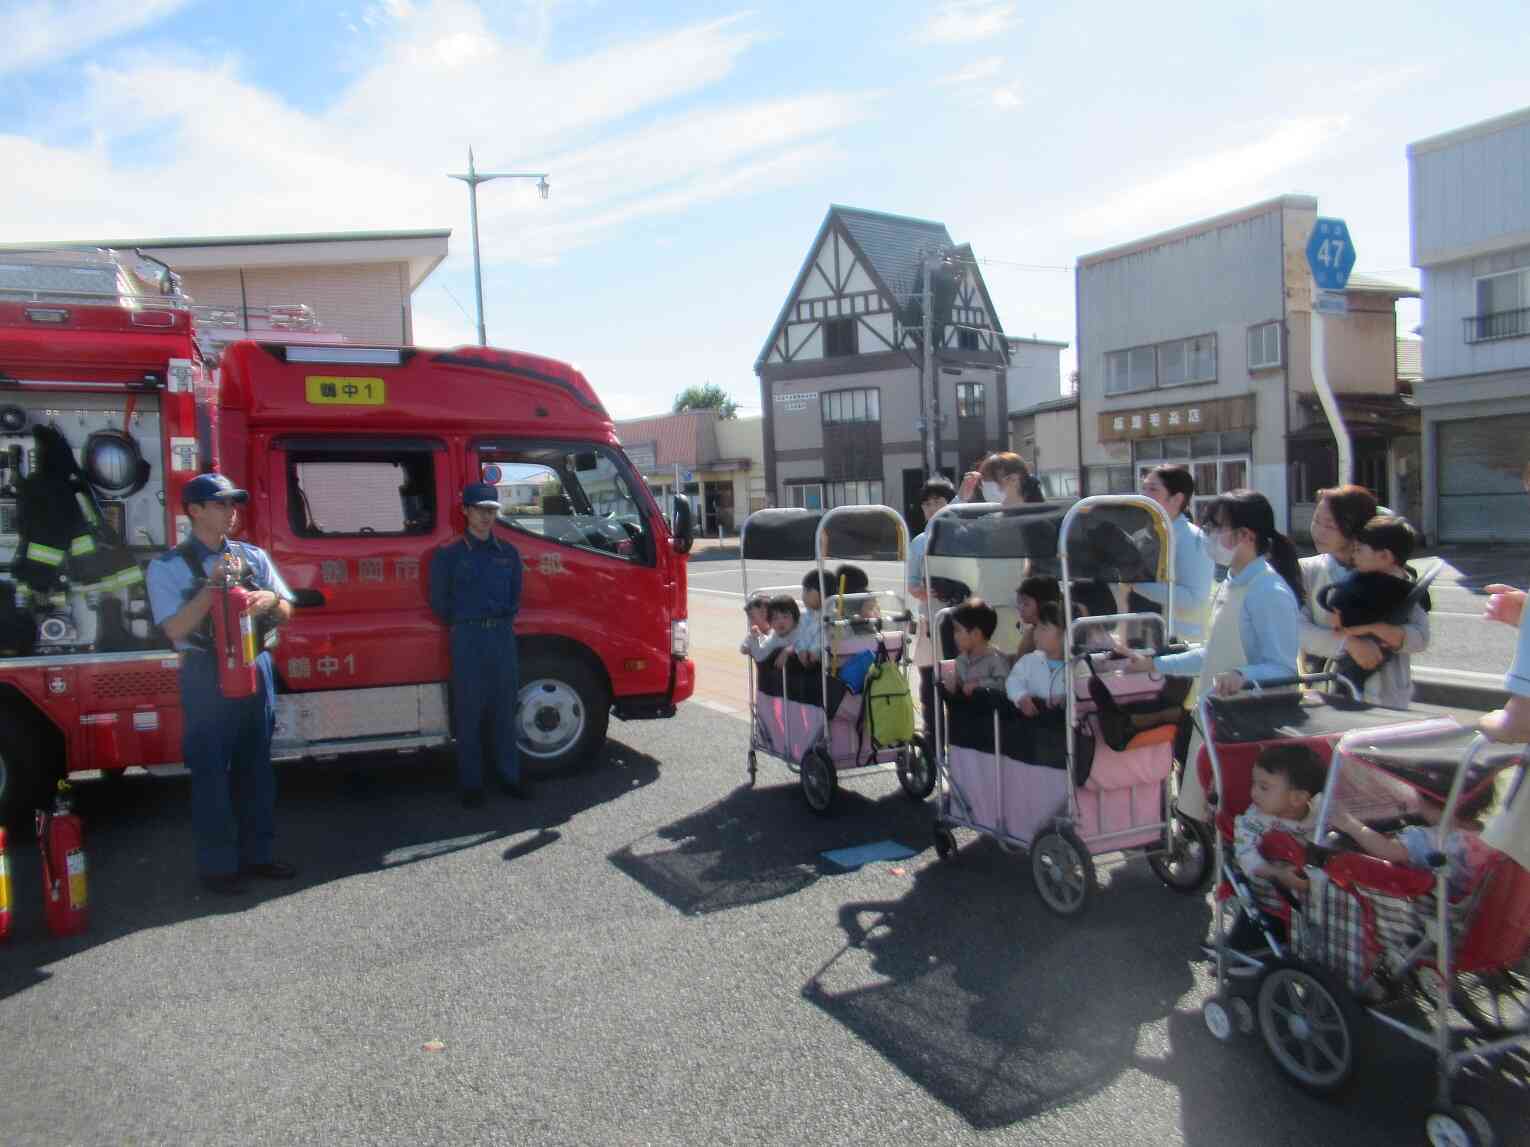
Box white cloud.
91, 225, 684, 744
1064, 115, 1351, 242
917, 1, 1017, 46
0, 4, 869, 264
1, 0, 192, 76
934, 55, 1003, 86
992, 85, 1020, 109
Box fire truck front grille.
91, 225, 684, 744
84, 665, 181, 703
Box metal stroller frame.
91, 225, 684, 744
926, 495, 1211, 915
739, 504, 931, 815
1198, 680, 1529, 1145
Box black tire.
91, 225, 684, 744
515, 649, 611, 775
800, 748, 837, 816
1456, 954, 1530, 1037
1031, 827, 1097, 917
933, 826, 957, 860
1256, 962, 1367, 1095
1147, 811, 1213, 893
897, 734, 936, 801
0, 705, 55, 829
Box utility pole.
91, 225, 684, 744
922, 250, 940, 478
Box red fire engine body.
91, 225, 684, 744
0, 249, 694, 821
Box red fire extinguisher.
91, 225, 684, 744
211, 579, 260, 699
0, 825, 13, 943
37, 780, 88, 937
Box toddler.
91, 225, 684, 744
946, 597, 1009, 696
1006, 601, 1070, 717
1234, 743, 1327, 900
793, 570, 826, 665
1319, 515, 1428, 693
741, 593, 797, 666
1332, 783, 1496, 901
1014, 575, 1061, 658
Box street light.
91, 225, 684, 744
447, 147, 550, 346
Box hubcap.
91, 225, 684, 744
517, 677, 586, 758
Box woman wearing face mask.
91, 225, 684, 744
959, 452, 1031, 507
1299, 484, 1429, 709
1123, 489, 1303, 822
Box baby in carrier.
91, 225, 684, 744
1319, 515, 1429, 694
1230, 744, 1326, 946
1331, 781, 1496, 902
739, 593, 800, 669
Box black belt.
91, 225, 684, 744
454, 617, 514, 629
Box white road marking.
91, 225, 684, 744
694, 698, 747, 721
691, 586, 746, 599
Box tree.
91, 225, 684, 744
672, 383, 737, 419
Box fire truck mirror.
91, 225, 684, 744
574, 451, 598, 472
671, 496, 694, 554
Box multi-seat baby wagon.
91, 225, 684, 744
739, 505, 932, 815
923, 495, 1212, 915
1196, 682, 1529, 1146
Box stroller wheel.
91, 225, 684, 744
933, 826, 957, 860
1456, 954, 1530, 1036
1030, 828, 1096, 917
746, 750, 758, 787
800, 748, 837, 817
1425, 1105, 1495, 1147
1256, 962, 1366, 1095
1147, 812, 1212, 893
1202, 998, 1234, 1043
897, 734, 936, 801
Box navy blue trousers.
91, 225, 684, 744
449, 624, 520, 791
179, 650, 277, 877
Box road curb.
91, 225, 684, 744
1411, 667, 1508, 713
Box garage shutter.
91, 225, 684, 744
1438, 414, 1530, 541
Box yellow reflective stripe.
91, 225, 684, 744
70, 535, 97, 556
75, 493, 99, 526
27, 543, 66, 566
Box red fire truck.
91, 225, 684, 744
0, 247, 695, 823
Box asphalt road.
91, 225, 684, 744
3, 705, 1526, 1145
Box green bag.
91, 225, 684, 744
863, 642, 915, 748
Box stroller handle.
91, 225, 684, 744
1218, 671, 1362, 701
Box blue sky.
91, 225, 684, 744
2, 0, 1526, 417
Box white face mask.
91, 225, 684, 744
1207, 530, 1238, 566
981, 480, 1003, 503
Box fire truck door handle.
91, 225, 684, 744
290, 589, 327, 608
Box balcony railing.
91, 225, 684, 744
1464, 307, 1530, 343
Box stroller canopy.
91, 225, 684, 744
741, 507, 904, 563
925, 501, 1171, 584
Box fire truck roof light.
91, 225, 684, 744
284, 346, 403, 366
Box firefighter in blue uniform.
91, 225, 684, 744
146, 473, 297, 896
429, 482, 529, 806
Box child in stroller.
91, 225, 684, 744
1234, 743, 1326, 905
1331, 772, 1497, 901
946, 597, 1009, 696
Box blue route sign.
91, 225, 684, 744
1306, 217, 1356, 292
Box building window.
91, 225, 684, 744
1469, 268, 1530, 342
1157, 334, 1217, 388
785, 481, 824, 511
1248, 321, 1282, 370
821, 387, 880, 425
956, 327, 980, 352
1133, 431, 1251, 519
826, 479, 884, 508
955, 382, 985, 419
823, 316, 858, 357
1086, 465, 1135, 494
1104, 345, 1157, 394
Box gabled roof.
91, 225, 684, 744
950, 241, 1007, 345
757, 205, 987, 369
834, 205, 954, 307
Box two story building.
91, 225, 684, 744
1005, 335, 1077, 498
1409, 106, 1530, 542
755, 205, 1010, 526
614, 409, 764, 534
1076, 195, 1418, 534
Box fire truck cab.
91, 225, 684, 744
0, 247, 694, 823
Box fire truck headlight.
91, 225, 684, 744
671, 619, 689, 658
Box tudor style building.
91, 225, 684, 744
754, 205, 1009, 525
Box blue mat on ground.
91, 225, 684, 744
820, 840, 918, 871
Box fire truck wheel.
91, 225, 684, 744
517, 651, 611, 775
0, 706, 55, 828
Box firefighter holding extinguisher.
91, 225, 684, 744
146, 473, 297, 896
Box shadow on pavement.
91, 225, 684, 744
0, 736, 660, 1004
608, 773, 933, 915
802, 836, 1211, 1129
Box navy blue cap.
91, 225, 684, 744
182, 473, 248, 507
462, 482, 501, 508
